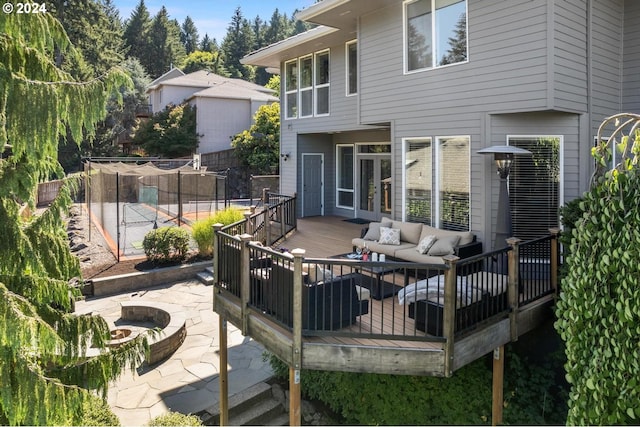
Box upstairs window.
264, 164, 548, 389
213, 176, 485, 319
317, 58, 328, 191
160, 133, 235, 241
283, 50, 331, 119
284, 60, 298, 119
405, 0, 468, 73
346, 40, 358, 95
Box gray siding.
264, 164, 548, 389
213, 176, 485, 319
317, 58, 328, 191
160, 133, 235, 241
622, 0, 640, 112
359, 0, 551, 125
553, 0, 588, 111
590, 0, 623, 130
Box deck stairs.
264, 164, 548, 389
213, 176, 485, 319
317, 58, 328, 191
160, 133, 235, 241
202, 381, 288, 426
195, 266, 214, 285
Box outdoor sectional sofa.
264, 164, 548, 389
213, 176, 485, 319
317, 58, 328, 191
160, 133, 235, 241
263, 261, 370, 331
351, 217, 483, 265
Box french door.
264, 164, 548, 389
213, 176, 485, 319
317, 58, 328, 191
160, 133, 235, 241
357, 155, 392, 221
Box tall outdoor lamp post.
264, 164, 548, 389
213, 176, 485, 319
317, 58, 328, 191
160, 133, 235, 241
478, 145, 532, 250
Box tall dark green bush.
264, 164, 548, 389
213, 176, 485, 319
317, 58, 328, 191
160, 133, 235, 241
555, 137, 640, 425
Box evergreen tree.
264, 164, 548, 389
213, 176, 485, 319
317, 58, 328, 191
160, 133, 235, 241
147, 7, 186, 78
0, 12, 148, 425
123, 0, 152, 71
181, 50, 228, 76
252, 15, 271, 84
264, 9, 289, 45
180, 16, 199, 55
50, 0, 125, 77
221, 7, 255, 81
199, 33, 218, 53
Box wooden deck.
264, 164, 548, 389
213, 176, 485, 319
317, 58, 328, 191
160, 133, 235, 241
213, 215, 557, 378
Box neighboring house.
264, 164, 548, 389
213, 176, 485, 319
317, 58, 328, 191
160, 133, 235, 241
242, 0, 640, 249
146, 69, 278, 154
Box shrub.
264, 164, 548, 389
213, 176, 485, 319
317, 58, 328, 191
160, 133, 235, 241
80, 395, 121, 426
143, 226, 190, 263
191, 207, 245, 256
147, 411, 202, 426
266, 338, 568, 425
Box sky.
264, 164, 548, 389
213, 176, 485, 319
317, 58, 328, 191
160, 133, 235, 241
112, 0, 317, 44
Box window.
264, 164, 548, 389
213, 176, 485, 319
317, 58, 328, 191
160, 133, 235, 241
285, 60, 298, 119
437, 136, 470, 231
283, 50, 331, 119
404, 138, 433, 224
346, 40, 358, 95
315, 50, 330, 115
403, 136, 470, 230
405, 0, 468, 72
336, 145, 354, 209
508, 136, 561, 242
300, 55, 313, 117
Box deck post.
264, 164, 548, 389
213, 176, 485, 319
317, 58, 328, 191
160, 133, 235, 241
212, 224, 223, 307
219, 317, 229, 426
549, 228, 560, 298
244, 211, 252, 235
239, 234, 253, 335
442, 254, 460, 377
492, 345, 505, 426
264, 204, 271, 245
289, 248, 305, 426
506, 237, 521, 342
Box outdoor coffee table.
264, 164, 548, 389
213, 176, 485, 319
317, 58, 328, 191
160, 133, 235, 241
330, 253, 403, 300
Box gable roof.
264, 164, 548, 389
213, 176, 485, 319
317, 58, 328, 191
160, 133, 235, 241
147, 69, 276, 97
190, 81, 278, 102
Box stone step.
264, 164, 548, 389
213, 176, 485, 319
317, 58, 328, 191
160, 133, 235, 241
206, 381, 285, 425
229, 396, 284, 426
264, 412, 289, 426
195, 270, 213, 285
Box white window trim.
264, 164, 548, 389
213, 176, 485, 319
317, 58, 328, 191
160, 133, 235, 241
435, 135, 471, 230
335, 144, 355, 210
402, 136, 470, 230
314, 49, 330, 117
401, 137, 433, 222
402, 0, 470, 75
284, 59, 298, 119
345, 40, 358, 97
299, 54, 314, 118
507, 134, 564, 210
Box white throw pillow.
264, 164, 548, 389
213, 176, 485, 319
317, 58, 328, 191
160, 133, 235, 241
427, 235, 461, 256
378, 227, 401, 245
416, 235, 437, 254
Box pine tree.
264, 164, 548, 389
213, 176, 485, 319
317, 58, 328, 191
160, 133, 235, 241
0, 12, 148, 426
123, 0, 152, 71
180, 16, 200, 55
199, 33, 218, 53
221, 7, 255, 81
147, 7, 186, 78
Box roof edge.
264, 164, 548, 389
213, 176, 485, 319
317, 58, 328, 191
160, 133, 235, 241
294, 0, 351, 22
241, 26, 339, 67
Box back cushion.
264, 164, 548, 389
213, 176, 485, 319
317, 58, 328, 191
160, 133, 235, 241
391, 220, 423, 244
420, 225, 474, 246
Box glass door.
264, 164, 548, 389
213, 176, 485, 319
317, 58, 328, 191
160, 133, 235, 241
358, 156, 392, 221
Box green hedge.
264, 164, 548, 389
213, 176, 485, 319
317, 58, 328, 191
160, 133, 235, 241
147, 411, 202, 426
267, 340, 567, 425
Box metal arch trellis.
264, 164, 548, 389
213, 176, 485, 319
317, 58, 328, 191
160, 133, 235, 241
592, 113, 640, 186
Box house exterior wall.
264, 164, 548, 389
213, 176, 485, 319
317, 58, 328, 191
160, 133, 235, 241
270, 0, 638, 244
150, 85, 204, 113
195, 97, 257, 154
622, 0, 640, 112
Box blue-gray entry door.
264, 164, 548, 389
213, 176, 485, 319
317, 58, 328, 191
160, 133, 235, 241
302, 153, 323, 216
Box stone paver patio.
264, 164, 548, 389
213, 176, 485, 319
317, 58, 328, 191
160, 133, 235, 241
75, 279, 273, 426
